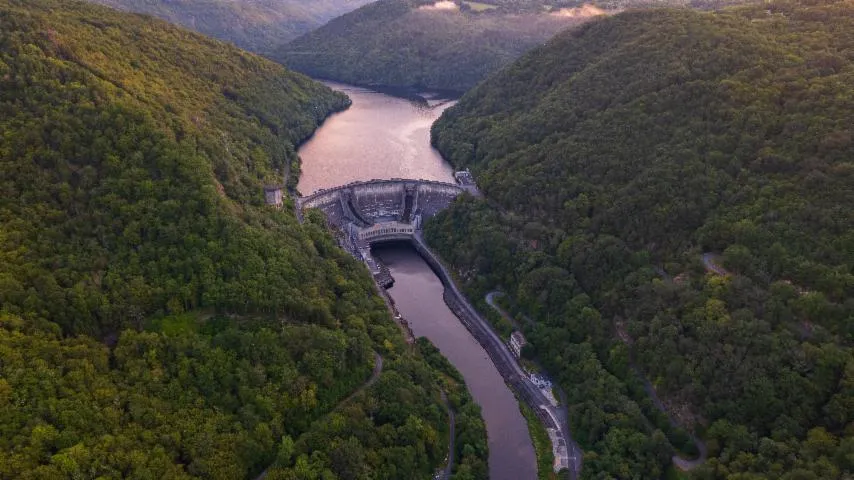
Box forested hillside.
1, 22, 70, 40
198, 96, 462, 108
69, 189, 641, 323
428, 1, 854, 478
88, 0, 373, 52
274, 0, 756, 93
0, 0, 483, 478
274, 0, 595, 93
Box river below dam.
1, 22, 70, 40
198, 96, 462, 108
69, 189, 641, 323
297, 82, 537, 480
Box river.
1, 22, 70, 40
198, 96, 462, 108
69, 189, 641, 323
297, 82, 455, 195
297, 82, 537, 480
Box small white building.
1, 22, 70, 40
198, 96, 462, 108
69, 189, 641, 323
454, 169, 475, 186
264, 185, 284, 207
509, 331, 527, 358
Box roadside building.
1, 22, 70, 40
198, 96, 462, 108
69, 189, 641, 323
509, 330, 527, 358
264, 185, 284, 207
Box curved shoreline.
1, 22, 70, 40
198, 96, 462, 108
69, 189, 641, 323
411, 234, 582, 480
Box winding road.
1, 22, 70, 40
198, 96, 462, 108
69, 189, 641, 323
701, 252, 730, 276
639, 376, 708, 470
481, 289, 583, 478
438, 391, 456, 480
485, 291, 521, 330
339, 352, 384, 406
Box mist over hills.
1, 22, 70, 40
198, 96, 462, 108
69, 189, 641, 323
88, 0, 374, 52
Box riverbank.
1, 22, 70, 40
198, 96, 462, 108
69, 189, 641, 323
411, 234, 580, 479
520, 401, 561, 480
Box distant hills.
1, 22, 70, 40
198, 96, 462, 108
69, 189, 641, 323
274, 0, 758, 92
427, 1, 854, 477
88, 0, 373, 52
274, 0, 599, 93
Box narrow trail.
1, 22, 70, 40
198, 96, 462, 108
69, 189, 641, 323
638, 375, 708, 470
439, 391, 456, 480
485, 291, 521, 330
254, 352, 383, 480
701, 252, 730, 276
339, 352, 384, 407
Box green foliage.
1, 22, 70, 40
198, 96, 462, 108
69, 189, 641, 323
519, 401, 560, 480
427, 2, 854, 478
0, 0, 350, 336
418, 338, 490, 479
273, 0, 590, 93
263, 349, 454, 480
0, 0, 457, 477
0, 315, 373, 479
88, 0, 374, 52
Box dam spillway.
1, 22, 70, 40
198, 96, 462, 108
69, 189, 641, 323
297, 177, 476, 286
299, 178, 473, 227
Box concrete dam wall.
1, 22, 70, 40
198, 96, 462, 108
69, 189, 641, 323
299, 179, 464, 232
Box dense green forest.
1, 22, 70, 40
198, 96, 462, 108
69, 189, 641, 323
87, 0, 373, 52
264, 338, 488, 480
427, 1, 854, 478
0, 0, 486, 477
273, 0, 594, 93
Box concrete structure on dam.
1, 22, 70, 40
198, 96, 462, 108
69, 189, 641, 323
297, 175, 579, 478
298, 178, 470, 285
299, 178, 468, 230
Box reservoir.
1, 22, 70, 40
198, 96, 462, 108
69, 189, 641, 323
297, 82, 455, 195
297, 82, 537, 480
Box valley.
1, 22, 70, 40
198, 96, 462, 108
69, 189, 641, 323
2, 0, 853, 479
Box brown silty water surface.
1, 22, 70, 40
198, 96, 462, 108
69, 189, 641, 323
297, 81, 455, 195
297, 82, 537, 480
373, 243, 537, 480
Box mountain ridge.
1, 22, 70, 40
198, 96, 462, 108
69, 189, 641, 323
274, 0, 598, 93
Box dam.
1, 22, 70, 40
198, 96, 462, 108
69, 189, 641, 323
297, 177, 477, 287
295, 174, 576, 478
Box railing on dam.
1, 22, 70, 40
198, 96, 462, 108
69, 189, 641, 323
297, 178, 468, 237
357, 221, 416, 242
298, 178, 465, 210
